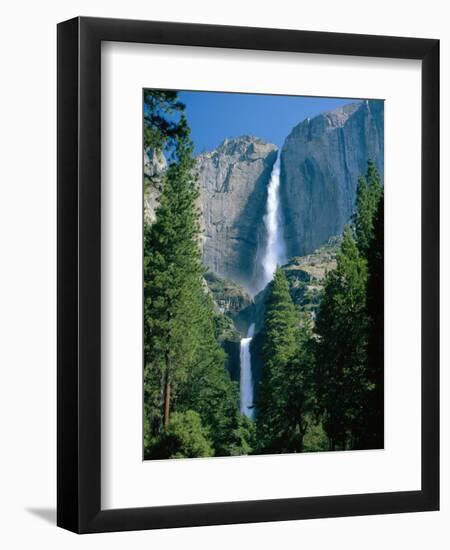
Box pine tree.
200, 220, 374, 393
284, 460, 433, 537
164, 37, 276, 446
143, 119, 202, 445
361, 192, 384, 448
256, 269, 314, 453
315, 226, 369, 450
174, 288, 248, 456
143, 92, 250, 459
143, 90, 187, 152
353, 160, 383, 258
149, 411, 214, 459
352, 161, 384, 448
314, 161, 383, 450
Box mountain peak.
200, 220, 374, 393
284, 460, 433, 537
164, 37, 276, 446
288, 101, 363, 142
198, 135, 277, 164
196, 135, 278, 294
280, 99, 384, 258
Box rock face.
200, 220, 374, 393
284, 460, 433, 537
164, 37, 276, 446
282, 236, 340, 317
204, 271, 253, 319
203, 271, 255, 382
280, 100, 384, 258
250, 237, 340, 388
143, 148, 167, 224
143, 101, 383, 298
197, 136, 278, 294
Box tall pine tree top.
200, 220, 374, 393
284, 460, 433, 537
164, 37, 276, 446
256, 268, 311, 453
143, 92, 249, 458
143, 89, 187, 154
262, 268, 299, 367
315, 225, 369, 450
353, 160, 383, 258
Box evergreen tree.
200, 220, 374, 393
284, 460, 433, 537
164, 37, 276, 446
174, 288, 250, 456
352, 161, 384, 448
256, 269, 314, 453
150, 411, 214, 459
315, 226, 369, 450
143, 119, 203, 446
143, 91, 250, 459
361, 192, 384, 448
353, 159, 383, 258
143, 90, 187, 153
314, 161, 383, 450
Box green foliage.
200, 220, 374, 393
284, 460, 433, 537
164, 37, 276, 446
212, 310, 239, 342
302, 416, 329, 452
256, 269, 315, 453
143, 90, 251, 459
229, 415, 257, 456
353, 161, 384, 448
315, 226, 369, 450
363, 190, 384, 448
149, 411, 214, 459
143, 89, 188, 155
315, 161, 383, 451
353, 160, 383, 257
282, 237, 340, 316
174, 290, 247, 456
142, 91, 384, 459
143, 119, 202, 447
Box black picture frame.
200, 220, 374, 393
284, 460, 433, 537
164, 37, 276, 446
57, 16, 439, 534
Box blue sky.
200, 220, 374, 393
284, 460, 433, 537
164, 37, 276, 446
178, 91, 361, 155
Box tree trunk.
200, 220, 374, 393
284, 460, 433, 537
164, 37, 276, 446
163, 343, 172, 429
163, 379, 171, 428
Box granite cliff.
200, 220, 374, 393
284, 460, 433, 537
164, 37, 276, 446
144, 100, 383, 298
279, 100, 384, 257
143, 147, 167, 225
197, 136, 278, 294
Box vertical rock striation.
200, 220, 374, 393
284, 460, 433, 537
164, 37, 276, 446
144, 101, 384, 297
143, 148, 167, 225
280, 100, 384, 258
197, 136, 278, 294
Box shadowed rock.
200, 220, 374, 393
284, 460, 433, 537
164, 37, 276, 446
197, 136, 278, 294
280, 100, 384, 258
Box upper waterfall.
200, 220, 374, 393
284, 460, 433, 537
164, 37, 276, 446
258, 151, 287, 292
238, 151, 287, 418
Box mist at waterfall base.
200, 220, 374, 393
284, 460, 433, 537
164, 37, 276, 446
239, 152, 286, 418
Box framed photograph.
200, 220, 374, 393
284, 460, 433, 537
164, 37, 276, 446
57, 17, 439, 533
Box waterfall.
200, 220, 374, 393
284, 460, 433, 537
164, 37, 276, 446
240, 323, 255, 418
260, 151, 287, 291
239, 150, 287, 419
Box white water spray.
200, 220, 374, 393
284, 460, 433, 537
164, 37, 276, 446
240, 323, 255, 419
260, 151, 287, 290
239, 150, 287, 418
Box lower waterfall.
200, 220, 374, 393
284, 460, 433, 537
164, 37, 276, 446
239, 323, 255, 419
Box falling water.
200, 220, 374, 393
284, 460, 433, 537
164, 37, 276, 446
239, 150, 287, 419
240, 323, 255, 418
260, 151, 287, 289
